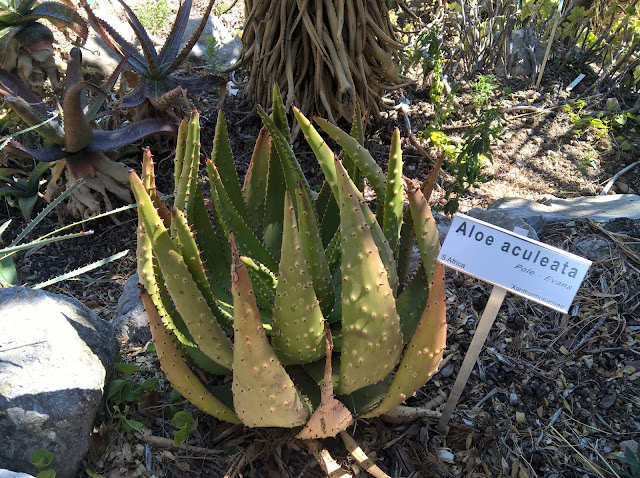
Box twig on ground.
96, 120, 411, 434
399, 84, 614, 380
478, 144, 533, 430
340, 431, 392, 478
600, 160, 640, 196
305, 440, 352, 478
380, 405, 442, 424
135, 432, 225, 454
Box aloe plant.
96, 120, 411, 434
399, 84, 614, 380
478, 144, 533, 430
80, 0, 224, 111
0, 0, 87, 89
0, 47, 177, 217
132, 86, 446, 437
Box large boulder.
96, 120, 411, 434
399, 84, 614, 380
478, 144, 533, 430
0, 288, 118, 478
488, 194, 640, 233
114, 273, 151, 345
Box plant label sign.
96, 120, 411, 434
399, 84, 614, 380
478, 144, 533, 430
437, 214, 592, 313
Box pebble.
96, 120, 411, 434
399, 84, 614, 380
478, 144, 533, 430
600, 394, 616, 409
440, 362, 455, 378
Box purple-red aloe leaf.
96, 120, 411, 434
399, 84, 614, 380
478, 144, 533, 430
62, 81, 109, 153
27, 2, 88, 39
79, 0, 147, 72
157, 0, 193, 64
168, 0, 216, 72
86, 119, 178, 153
3, 140, 65, 162
115, 0, 158, 72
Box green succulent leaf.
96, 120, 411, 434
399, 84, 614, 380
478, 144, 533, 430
211, 109, 248, 222
131, 171, 233, 370
230, 237, 309, 427
334, 157, 403, 395
242, 128, 271, 238
271, 191, 325, 365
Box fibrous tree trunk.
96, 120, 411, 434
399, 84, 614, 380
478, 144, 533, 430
231, 0, 409, 123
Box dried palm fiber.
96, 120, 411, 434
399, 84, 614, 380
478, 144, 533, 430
230, 0, 410, 123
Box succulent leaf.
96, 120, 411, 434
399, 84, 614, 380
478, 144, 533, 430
313, 116, 387, 214
171, 206, 230, 328
270, 84, 292, 144
263, 138, 286, 260
115, 0, 158, 72
174, 110, 200, 218
137, 199, 226, 375
193, 184, 232, 300
408, 183, 440, 286
271, 191, 325, 365
157, 0, 192, 64
257, 105, 315, 220
294, 182, 335, 315
131, 170, 233, 370
242, 128, 270, 238
87, 119, 178, 153
211, 109, 248, 222
363, 262, 446, 418
421, 154, 445, 201
207, 160, 278, 272
230, 236, 310, 427
62, 81, 108, 153
27, 2, 88, 39
382, 128, 404, 253
334, 158, 403, 395
141, 288, 239, 423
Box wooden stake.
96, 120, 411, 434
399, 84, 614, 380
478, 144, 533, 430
535, 0, 565, 89
437, 226, 530, 433
437, 285, 507, 432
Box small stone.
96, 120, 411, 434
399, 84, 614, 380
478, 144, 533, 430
438, 449, 455, 464
440, 362, 455, 378
600, 394, 616, 409
617, 182, 629, 193
619, 440, 639, 455
509, 392, 519, 406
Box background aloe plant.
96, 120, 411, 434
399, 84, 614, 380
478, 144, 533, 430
132, 86, 447, 436
80, 0, 224, 115
0, 47, 177, 217
0, 0, 87, 90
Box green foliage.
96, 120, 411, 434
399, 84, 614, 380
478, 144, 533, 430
134, 0, 170, 36
30, 449, 56, 478
611, 446, 640, 478
106, 361, 158, 433
204, 36, 223, 75
30, 449, 53, 468
132, 86, 447, 435
470, 75, 498, 110
171, 411, 198, 446
443, 108, 504, 214
420, 74, 504, 214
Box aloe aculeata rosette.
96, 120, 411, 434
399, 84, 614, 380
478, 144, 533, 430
131, 85, 447, 438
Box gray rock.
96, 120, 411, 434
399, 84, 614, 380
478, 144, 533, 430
0, 471, 35, 478
488, 195, 640, 233
467, 208, 539, 240
114, 273, 151, 345
0, 288, 118, 478
573, 237, 612, 261
604, 217, 640, 238
434, 209, 538, 242
495, 29, 546, 81
183, 15, 242, 70
599, 394, 616, 409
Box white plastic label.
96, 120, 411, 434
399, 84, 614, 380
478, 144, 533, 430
437, 214, 592, 313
